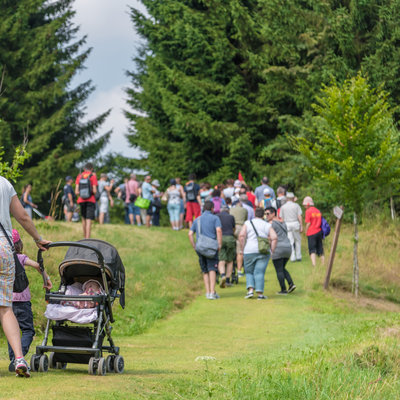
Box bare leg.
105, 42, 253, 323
320, 255, 325, 265
82, 217, 87, 238
129, 213, 134, 225
99, 212, 105, 224
66, 211, 72, 222
85, 219, 92, 239
310, 253, 316, 267
237, 253, 243, 271
226, 261, 233, 279
146, 215, 151, 228
209, 270, 216, 294
218, 260, 226, 275
0, 307, 23, 359
203, 273, 210, 294
135, 214, 141, 225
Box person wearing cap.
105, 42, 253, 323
151, 179, 162, 226
254, 177, 276, 206
0, 175, 51, 377
280, 192, 303, 262
303, 196, 324, 267
259, 189, 277, 210
97, 173, 114, 225
63, 176, 76, 222
141, 175, 156, 228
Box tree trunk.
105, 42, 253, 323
390, 197, 396, 220
353, 212, 359, 297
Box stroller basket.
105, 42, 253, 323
52, 326, 105, 364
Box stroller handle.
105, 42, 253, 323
37, 242, 106, 293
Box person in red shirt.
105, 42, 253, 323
75, 162, 98, 239
303, 196, 324, 267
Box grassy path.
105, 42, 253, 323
2, 254, 399, 400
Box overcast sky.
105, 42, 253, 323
72, 0, 146, 158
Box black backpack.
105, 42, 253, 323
79, 173, 93, 199
185, 182, 196, 201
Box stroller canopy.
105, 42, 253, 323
61, 239, 125, 307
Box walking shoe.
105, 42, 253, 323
277, 291, 288, 295
288, 284, 297, 293
226, 282, 233, 287
8, 360, 14, 373
209, 293, 220, 300
257, 295, 267, 300
244, 291, 254, 299
220, 276, 226, 288
15, 358, 30, 378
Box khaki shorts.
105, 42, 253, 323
219, 235, 236, 262
235, 225, 243, 253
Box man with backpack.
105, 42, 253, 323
75, 162, 98, 239
184, 174, 201, 228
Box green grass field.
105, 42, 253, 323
0, 219, 399, 399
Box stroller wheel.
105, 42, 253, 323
30, 354, 39, 372
97, 357, 106, 376
88, 357, 96, 375
114, 355, 124, 374
106, 355, 114, 373
39, 354, 49, 373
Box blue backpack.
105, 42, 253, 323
321, 217, 331, 239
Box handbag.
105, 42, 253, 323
250, 220, 270, 255
195, 217, 219, 258
0, 223, 29, 293
134, 196, 151, 209
152, 197, 162, 210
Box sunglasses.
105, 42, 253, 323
265, 212, 271, 216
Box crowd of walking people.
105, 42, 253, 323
0, 164, 328, 378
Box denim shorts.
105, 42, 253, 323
127, 202, 141, 216
196, 252, 219, 274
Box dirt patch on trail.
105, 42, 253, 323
330, 288, 400, 312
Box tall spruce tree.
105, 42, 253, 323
0, 0, 110, 205
126, 0, 270, 183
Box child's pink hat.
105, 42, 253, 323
12, 229, 21, 244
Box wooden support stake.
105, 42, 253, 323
324, 206, 344, 290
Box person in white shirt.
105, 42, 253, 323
279, 192, 303, 262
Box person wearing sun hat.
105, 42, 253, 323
303, 196, 324, 267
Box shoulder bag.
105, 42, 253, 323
195, 217, 219, 258
0, 223, 29, 293
250, 219, 270, 255
134, 196, 151, 209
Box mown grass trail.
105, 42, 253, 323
0, 223, 399, 399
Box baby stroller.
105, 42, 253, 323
30, 239, 125, 376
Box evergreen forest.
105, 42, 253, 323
1, 0, 400, 210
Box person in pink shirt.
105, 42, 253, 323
303, 196, 325, 267
125, 174, 141, 226
7, 230, 52, 373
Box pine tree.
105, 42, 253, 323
125, 0, 270, 183
0, 0, 110, 205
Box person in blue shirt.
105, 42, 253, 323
188, 201, 222, 300
141, 175, 155, 228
